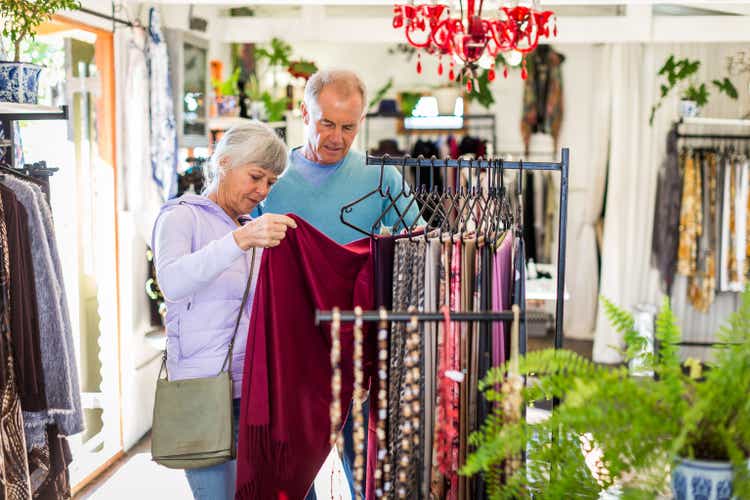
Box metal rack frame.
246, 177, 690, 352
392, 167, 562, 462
317, 147, 570, 353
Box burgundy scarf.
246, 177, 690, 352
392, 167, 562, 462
236, 215, 373, 500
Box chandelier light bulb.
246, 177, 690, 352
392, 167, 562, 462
505, 50, 523, 67
478, 53, 495, 70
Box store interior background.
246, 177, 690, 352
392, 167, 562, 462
7, 0, 750, 495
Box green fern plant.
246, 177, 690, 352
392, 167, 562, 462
463, 290, 750, 498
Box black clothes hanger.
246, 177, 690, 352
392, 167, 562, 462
369, 156, 414, 235
340, 154, 402, 237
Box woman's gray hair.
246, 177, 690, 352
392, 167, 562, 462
304, 69, 367, 115
203, 121, 288, 194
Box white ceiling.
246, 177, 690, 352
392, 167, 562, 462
136, 0, 750, 43
150, 0, 750, 10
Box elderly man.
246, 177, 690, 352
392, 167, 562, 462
255, 69, 422, 498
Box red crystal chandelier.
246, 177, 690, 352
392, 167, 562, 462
392, 0, 557, 91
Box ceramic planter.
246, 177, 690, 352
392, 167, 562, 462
433, 86, 462, 115
672, 458, 733, 500
0, 62, 42, 104
679, 99, 700, 119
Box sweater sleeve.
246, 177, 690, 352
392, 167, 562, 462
153, 206, 245, 302
382, 165, 426, 230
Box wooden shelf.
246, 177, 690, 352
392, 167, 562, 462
0, 103, 68, 121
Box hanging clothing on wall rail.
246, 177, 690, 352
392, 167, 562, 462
0, 186, 33, 500
0, 167, 82, 499
521, 45, 565, 156
653, 144, 749, 311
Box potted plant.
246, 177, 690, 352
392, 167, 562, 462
254, 37, 292, 91
649, 55, 739, 125
463, 290, 750, 499
260, 92, 289, 123
0, 0, 80, 103
212, 67, 242, 117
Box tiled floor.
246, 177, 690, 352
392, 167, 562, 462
74, 435, 350, 499
74, 436, 192, 499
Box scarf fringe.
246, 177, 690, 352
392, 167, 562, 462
236, 425, 292, 500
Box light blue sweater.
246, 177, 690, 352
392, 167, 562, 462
255, 148, 423, 244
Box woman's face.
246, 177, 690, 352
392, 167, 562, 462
218, 162, 278, 216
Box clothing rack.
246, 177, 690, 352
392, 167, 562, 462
664, 119, 747, 350
318, 147, 570, 353
316, 310, 516, 323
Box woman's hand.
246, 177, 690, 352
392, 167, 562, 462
233, 214, 297, 250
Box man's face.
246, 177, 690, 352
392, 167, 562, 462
301, 86, 364, 165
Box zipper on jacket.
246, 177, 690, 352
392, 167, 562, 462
187, 301, 191, 311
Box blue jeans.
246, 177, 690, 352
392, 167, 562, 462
184, 399, 241, 500
306, 399, 368, 500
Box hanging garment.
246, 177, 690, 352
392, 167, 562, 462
492, 233, 513, 368
467, 238, 483, 497
475, 241, 493, 500
514, 236, 527, 352
651, 129, 683, 294
27, 424, 72, 499
422, 237, 441, 500
522, 172, 538, 262
719, 154, 732, 292
2, 177, 83, 445
366, 233, 414, 500
687, 153, 718, 312
390, 239, 426, 499
0, 185, 45, 412
459, 237, 475, 500
117, 26, 161, 240
468, 238, 483, 435
731, 157, 749, 291
0, 193, 32, 500
542, 174, 557, 262
147, 7, 178, 202
431, 240, 450, 500
520, 46, 565, 155
235, 215, 373, 500
677, 151, 701, 278
445, 238, 462, 500
365, 235, 397, 500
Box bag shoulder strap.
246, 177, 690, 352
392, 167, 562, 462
220, 246, 257, 374
157, 246, 258, 381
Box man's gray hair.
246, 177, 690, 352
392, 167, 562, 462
203, 121, 287, 194
304, 69, 367, 114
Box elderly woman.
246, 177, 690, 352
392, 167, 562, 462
152, 122, 296, 499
